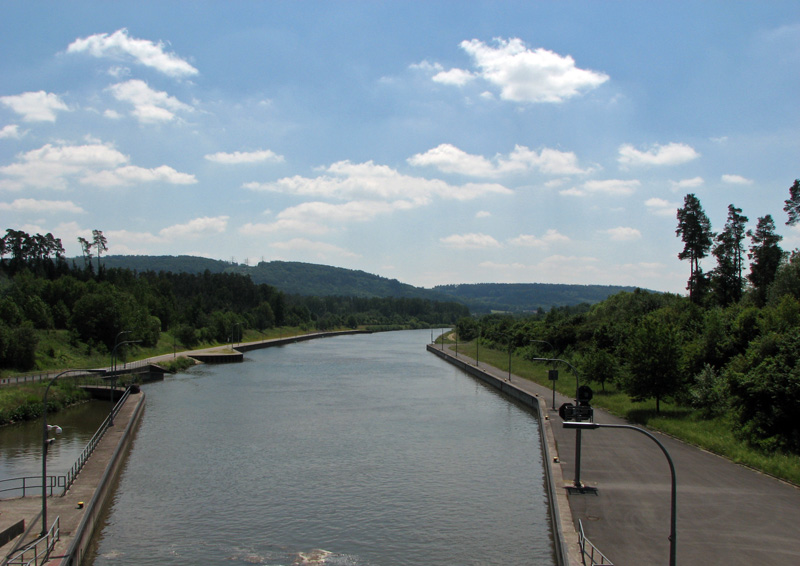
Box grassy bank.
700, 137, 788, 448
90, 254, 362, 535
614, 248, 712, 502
449, 338, 800, 486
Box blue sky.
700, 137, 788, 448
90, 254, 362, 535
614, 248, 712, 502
1, 1, 798, 294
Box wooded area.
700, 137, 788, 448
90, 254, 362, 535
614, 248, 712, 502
457, 179, 800, 455
0, 230, 468, 374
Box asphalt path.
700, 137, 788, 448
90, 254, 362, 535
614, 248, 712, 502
437, 343, 800, 566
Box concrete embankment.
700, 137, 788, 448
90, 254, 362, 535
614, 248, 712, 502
1, 390, 145, 566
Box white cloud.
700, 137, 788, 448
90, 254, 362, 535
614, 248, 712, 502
561, 179, 640, 197
645, 197, 679, 217
0, 125, 21, 139
108, 79, 193, 123
604, 226, 642, 241
440, 233, 501, 249
508, 229, 570, 248
432, 68, 475, 86
0, 91, 69, 122
204, 149, 285, 164
408, 143, 591, 177
721, 174, 754, 185
0, 142, 128, 190
271, 238, 360, 259
0, 141, 194, 190
431, 37, 609, 103
670, 177, 704, 190
159, 216, 229, 239
618, 142, 700, 167
66, 28, 198, 78
81, 165, 197, 187
245, 160, 512, 204
0, 198, 85, 214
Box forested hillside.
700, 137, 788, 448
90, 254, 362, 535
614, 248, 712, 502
0, 229, 468, 374
435, 282, 641, 312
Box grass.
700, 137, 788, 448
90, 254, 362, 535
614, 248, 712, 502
448, 337, 800, 486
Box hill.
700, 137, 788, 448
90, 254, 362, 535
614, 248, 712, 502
95, 255, 641, 311
434, 282, 643, 313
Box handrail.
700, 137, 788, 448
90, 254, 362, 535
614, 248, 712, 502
578, 519, 614, 565
0, 387, 132, 499
5, 516, 59, 566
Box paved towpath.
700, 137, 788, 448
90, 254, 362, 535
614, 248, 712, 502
435, 343, 800, 565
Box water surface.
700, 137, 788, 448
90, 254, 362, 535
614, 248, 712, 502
88, 330, 555, 565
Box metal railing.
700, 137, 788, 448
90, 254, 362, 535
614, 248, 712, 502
5, 516, 60, 566
0, 387, 131, 499
578, 519, 614, 565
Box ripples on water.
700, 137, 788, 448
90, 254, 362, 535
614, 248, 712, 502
87, 330, 556, 566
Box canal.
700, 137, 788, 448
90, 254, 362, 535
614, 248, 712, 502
87, 329, 555, 565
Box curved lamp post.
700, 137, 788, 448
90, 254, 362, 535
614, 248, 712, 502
564, 421, 677, 566
110, 337, 141, 425
42, 369, 91, 536
530, 340, 557, 409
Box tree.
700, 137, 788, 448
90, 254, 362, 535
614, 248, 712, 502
747, 215, 783, 306
783, 179, 800, 226
78, 236, 93, 270
710, 204, 748, 305
92, 229, 108, 273
621, 310, 682, 412
676, 194, 714, 302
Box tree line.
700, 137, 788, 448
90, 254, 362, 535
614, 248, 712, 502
0, 229, 468, 372
458, 179, 800, 455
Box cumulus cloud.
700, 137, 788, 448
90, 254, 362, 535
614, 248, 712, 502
108, 79, 193, 123
204, 149, 285, 164
0, 91, 69, 122
618, 142, 700, 167
408, 143, 591, 177
0, 198, 85, 214
425, 37, 609, 103
271, 238, 360, 259
561, 179, 640, 197
604, 226, 642, 241
508, 229, 570, 248
245, 160, 512, 205
0, 125, 21, 139
645, 197, 679, 217
0, 141, 194, 190
440, 233, 501, 249
66, 28, 198, 78
722, 174, 753, 185
159, 216, 229, 239
670, 177, 704, 191
81, 165, 197, 187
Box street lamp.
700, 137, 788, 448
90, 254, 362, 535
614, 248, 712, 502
563, 422, 677, 566
110, 337, 141, 425
530, 340, 558, 409
42, 369, 91, 536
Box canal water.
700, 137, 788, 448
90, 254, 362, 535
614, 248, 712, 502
87, 330, 555, 566
0, 399, 113, 483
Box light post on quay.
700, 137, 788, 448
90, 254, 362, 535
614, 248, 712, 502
41, 369, 92, 536
110, 335, 141, 426
530, 356, 594, 490
563, 421, 678, 566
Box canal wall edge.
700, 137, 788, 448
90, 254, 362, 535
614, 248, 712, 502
426, 344, 580, 566
63, 391, 145, 566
